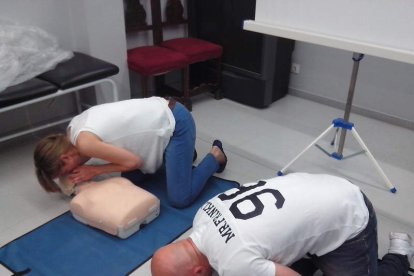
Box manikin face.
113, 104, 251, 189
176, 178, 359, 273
59, 148, 82, 176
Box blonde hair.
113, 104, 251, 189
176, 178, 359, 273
33, 133, 73, 193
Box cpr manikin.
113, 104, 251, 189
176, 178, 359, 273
58, 176, 160, 239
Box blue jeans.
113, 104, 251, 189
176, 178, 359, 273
122, 102, 219, 207
291, 193, 410, 276
163, 102, 219, 208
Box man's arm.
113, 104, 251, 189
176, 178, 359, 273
230, 257, 301, 276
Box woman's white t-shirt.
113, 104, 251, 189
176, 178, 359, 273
68, 97, 175, 174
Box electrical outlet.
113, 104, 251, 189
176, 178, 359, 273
291, 63, 300, 74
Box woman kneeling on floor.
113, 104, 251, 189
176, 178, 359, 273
33, 96, 227, 208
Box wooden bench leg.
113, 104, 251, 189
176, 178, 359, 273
214, 57, 222, 100
140, 75, 149, 98
182, 66, 192, 111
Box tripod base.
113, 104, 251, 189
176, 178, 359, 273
277, 118, 397, 193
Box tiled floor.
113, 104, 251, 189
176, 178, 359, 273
1, 94, 413, 275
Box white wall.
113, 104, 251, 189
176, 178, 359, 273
248, 0, 414, 128
0, 0, 130, 101
5, 0, 412, 136
0, 0, 187, 139
289, 42, 414, 129
67, 0, 130, 102
0, 0, 129, 138
0, 1, 73, 46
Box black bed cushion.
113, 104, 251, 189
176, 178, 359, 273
0, 78, 58, 108
38, 52, 119, 89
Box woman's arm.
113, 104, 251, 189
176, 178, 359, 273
274, 263, 301, 276
71, 131, 143, 182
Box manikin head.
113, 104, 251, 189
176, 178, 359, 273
151, 238, 212, 276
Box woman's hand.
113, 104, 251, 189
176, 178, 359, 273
69, 165, 100, 184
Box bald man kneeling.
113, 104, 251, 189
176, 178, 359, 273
151, 173, 413, 276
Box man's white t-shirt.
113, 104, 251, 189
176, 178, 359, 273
68, 97, 175, 174
190, 173, 369, 276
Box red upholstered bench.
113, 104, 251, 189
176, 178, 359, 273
0, 52, 119, 143
125, 0, 223, 109
161, 38, 223, 64
128, 46, 189, 76
160, 37, 223, 99
127, 45, 190, 106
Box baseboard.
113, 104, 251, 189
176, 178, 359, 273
289, 88, 414, 131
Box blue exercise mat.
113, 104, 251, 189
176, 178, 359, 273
0, 173, 239, 276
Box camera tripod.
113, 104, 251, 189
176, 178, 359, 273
277, 53, 396, 193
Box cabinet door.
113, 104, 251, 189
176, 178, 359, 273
188, 0, 263, 74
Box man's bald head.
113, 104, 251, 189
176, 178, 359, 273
151, 239, 212, 276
